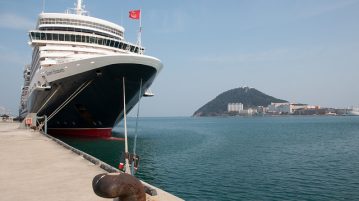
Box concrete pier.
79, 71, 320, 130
0, 122, 183, 201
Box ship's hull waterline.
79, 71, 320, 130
25, 56, 160, 137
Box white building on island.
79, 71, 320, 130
267, 102, 315, 114
228, 103, 244, 113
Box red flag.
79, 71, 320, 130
129, 10, 140, 20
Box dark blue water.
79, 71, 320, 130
57, 116, 359, 200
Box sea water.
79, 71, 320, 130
57, 116, 359, 201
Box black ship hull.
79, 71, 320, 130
26, 62, 157, 137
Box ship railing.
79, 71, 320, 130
38, 18, 123, 38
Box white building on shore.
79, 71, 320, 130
267, 102, 318, 114
239, 108, 255, 115
228, 103, 244, 113
267, 103, 291, 114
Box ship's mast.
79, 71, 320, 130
76, 0, 83, 15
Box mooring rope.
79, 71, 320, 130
131, 78, 142, 175
48, 79, 93, 121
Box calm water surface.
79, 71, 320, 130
57, 116, 359, 201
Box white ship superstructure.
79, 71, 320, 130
20, 0, 163, 136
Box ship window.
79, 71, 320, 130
46, 33, 52, 40
29, 31, 133, 52
75, 35, 81, 42
35, 32, 40, 40
40, 33, 46, 40
53, 33, 59, 41
81, 35, 85, 43
114, 41, 119, 48
59, 34, 64, 41
89, 36, 95, 43
97, 38, 103, 45
30, 32, 35, 39
70, 35, 76, 42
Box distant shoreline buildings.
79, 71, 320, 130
227, 102, 359, 116
0, 106, 15, 122
193, 86, 358, 117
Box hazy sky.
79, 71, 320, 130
0, 0, 359, 116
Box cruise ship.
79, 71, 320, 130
19, 0, 163, 137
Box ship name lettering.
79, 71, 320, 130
46, 68, 65, 76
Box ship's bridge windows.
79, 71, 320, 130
40, 26, 121, 40
29, 31, 143, 54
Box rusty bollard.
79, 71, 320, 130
92, 172, 146, 201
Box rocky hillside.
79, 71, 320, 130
193, 87, 287, 116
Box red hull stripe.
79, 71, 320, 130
48, 128, 112, 137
